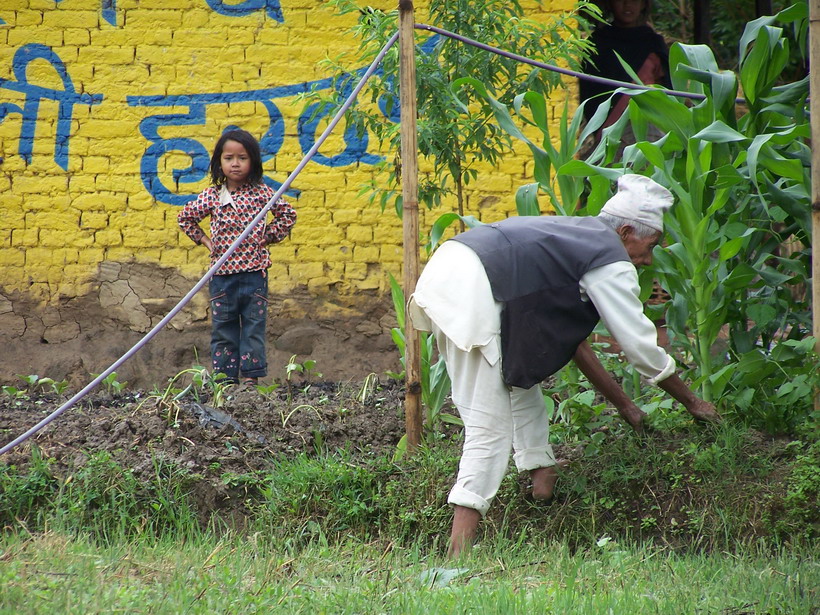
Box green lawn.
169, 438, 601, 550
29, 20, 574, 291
1, 531, 816, 614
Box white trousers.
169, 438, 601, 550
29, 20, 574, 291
432, 324, 556, 518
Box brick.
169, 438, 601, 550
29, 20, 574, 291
14, 175, 67, 194
232, 64, 261, 82
78, 46, 135, 65
331, 208, 360, 224
11, 228, 39, 247
63, 29, 91, 46
95, 229, 123, 247
92, 64, 151, 84
105, 247, 136, 261
289, 261, 324, 282
42, 10, 99, 28
13, 11, 44, 26
0, 249, 25, 267
8, 28, 63, 47
352, 245, 379, 263
38, 229, 87, 248
379, 244, 403, 263
80, 211, 109, 230
94, 173, 136, 192
158, 249, 189, 268
346, 225, 372, 243
78, 248, 105, 264
295, 245, 332, 262
289, 226, 343, 245
26, 210, 78, 230
269, 246, 297, 262
82, 156, 110, 174
125, 9, 184, 27
135, 248, 162, 261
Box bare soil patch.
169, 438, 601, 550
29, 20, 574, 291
0, 378, 407, 518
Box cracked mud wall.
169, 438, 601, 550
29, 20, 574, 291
0, 260, 401, 388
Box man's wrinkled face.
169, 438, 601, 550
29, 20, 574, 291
619, 226, 662, 268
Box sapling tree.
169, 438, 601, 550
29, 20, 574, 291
303, 0, 599, 220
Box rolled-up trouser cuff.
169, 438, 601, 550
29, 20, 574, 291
513, 446, 556, 473
447, 485, 492, 518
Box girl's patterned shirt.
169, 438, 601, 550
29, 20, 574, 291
178, 183, 296, 275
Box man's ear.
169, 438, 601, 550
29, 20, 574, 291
617, 225, 634, 241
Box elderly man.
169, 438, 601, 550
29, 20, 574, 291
408, 174, 720, 558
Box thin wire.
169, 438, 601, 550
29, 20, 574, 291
0, 31, 400, 456
415, 23, 712, 103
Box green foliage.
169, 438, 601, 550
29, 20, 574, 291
91, 371, 128, 395
470, 5, 813, 434
2, 385, 28, 399
386, 272, 459, 448
285, 355, 322, 383
0, 450, 198, 540
253, 451, 389, 545
544, 357, 619, 457
139, 365, 234, 423
2, 427, 817, 552
302, 0, 598, 219
1, 531, 817, 614
0, 446, 58, 526
7, 374, 70, 397
652, 0, 807, 79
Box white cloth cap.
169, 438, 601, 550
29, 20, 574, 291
600, 174, 673, 232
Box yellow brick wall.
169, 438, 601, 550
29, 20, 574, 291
0, 0, 577, 313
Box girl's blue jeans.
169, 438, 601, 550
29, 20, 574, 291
209, 270, 268, 381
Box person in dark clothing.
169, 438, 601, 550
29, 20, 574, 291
579, 0, 671, 140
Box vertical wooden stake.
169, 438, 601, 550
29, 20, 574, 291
399, 0, 423, 449
811, 0, 820, 410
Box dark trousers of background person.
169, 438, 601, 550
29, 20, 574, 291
208, 270, 268, 382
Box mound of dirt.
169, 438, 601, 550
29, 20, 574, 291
0, 378, 408, 517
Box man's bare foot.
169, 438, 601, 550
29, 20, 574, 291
448, 506, 481, 559
529, 459, 569, 502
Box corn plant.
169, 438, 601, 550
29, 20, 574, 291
467, 5, 814, 432
386, 273, 459, 446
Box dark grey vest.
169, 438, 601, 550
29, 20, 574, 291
453, 216, 630, 388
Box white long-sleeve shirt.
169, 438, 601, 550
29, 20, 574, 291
409, 240, 675, 385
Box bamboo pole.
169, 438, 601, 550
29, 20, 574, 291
811, 0, 820, 411
399, 0, 423, 449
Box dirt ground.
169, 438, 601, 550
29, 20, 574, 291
0, 377, 410, 516
2, 372, 811, 545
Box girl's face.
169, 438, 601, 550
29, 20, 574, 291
611, 0, 645, 27
220, 139, 251, 190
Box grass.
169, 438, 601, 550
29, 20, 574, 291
0, 531, 816, 614
1, 390, 818, 613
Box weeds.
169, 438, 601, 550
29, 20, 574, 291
0, 449, 198, 541
3, 374, 70, 398
137, 366, 233, 425
91, 372, 127, 395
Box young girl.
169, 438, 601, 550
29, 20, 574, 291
178, 129, 296, 386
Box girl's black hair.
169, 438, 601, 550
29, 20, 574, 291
209, 129, 264, 188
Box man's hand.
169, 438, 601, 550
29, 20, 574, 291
683, 398, 721, 423
657, 375, 721, 424
573, 341, 645, 433
615, 402, 647, 433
